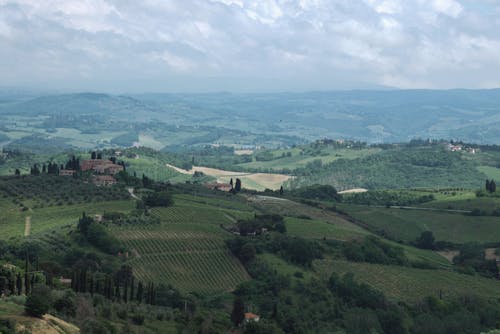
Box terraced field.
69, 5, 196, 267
315, 259, 500, 303
116, 228, 249, 294
111, 196, 254, 293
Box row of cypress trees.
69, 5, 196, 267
70, 270, 156, 304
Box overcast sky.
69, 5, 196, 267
1, 0, 500, 92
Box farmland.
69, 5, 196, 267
115, 227, 249, 294
108, 194, 255, 294
314, 259, 500, 303
0, 198, 134, 240
236, 146, 381, 171
337, 203, 500, 244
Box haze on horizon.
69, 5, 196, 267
1, 0, 500, 93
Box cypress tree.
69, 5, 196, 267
123, 280, 128, 303
24, 272, 30, 295
89, 274, 94, 295
16, 274, 22, 295
129, 276, 135, 302
231, 297, 245, 327
136, 281, 143, 303
114, 282, 120, 300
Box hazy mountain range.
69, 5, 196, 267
1, 89, 500, 149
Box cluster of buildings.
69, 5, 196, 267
60, 158, 124, 186
446, 143, 478, 154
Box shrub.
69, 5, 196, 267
25, 284, 52, 318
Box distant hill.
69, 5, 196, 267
0, 89, 500, 149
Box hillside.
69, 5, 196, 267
2, 90, 500, 157
0, 148, 499, 333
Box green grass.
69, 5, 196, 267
284, 214, 449, 268
285, 216, 368, 241
259, 253, 314, 281
237, 147, 380, 171
338, 204, 500, 244
478, 166, 500, 180
0, 200, 134, 239
123, 155, 189, 182
421, 196, 500, 212
315, 259, 500, 303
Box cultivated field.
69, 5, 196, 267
338, 204, 500, 244
0, 199, 134, 239
166, 164, 291, 191
110, 195, 255, 293
315, 259, 500, 303
236, 147, 381, 171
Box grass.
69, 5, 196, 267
285, 216, 367, 241
0, 200, 135, 240
123, 155, 189, 182
338, 204, 500, 244
314, 259, 500, 303
421, 196, 500, 212
478, 166, 500, 180
237, 147, 380, 171
284, 214, 449, 268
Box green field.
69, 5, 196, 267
115, 226, 249, 294
106, 194, 255, 294
285, 216, 368, 241
237, 147, 380, 171
338, 204, 500, 244
284, 211, 449, 268
478, 166, 500, 180
315, 259, 500, 303
420, 195, 500, 212
0, 199, 134, 239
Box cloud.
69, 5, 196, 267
0, 0, 499, 91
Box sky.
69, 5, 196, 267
1, 0, 500, 92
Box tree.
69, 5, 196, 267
16, 274, 22, 295
136, 281, 144, 303
239, 243, 256, 264
234, 178, 242, 192
415, 231, 435, 250
25, 284, 52, 317
231, 297, 245, 327
144, 191, 174, 207
77, 212, 94, 236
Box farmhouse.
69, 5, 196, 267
205, 183, 233, 192
244, 312, 260, 323
92, 175, 117, 186
59, 169, 75, 176
81, 159, 124, 175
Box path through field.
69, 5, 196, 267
127, 187, 140, 200
24, 216, 31, 237
166, 164, 291, 191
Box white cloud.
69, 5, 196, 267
429, 0, 463, 18
0, 0, 499, 91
